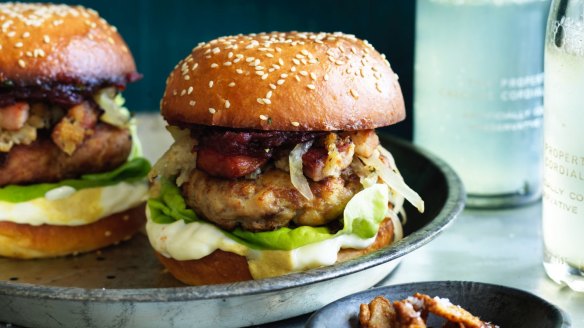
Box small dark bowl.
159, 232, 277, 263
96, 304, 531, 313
306, 281, 571, 328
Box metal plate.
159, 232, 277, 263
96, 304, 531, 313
306, 281, 571, 328
0, 134, 465, 328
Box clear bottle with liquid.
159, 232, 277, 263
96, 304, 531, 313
414, 0, 550, 208
543, 0, 584, 292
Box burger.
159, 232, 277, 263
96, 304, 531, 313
0, 3, 150, 259
148, 32, 424, 285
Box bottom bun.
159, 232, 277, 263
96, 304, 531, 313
157, 218, 395, 286
0, 204, 146, 259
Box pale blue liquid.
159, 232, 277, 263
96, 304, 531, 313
414, 0, 549, 205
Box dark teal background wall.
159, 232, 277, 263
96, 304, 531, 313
24, 0, 416, 138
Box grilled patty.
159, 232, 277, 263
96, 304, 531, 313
182, 167, 362, 232
0, 123, 131, 186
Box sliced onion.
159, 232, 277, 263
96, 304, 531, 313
359, 148, 425, 213
93, 87, 131, 127
289, 141, 314, 200
386, 209, 404, 241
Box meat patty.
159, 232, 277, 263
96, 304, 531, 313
182, 167, 362, 231
0, 123, 131, 186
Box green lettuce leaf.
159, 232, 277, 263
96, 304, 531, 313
0, 157, 151, 203
147, 178, 390, 251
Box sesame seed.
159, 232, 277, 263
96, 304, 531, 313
255, 66, 264, 71
280, 73, 288, 78
296, 54, 305, 59
259, 114, 269, 120
263, 98, 271, 104
269, 83, 277, 90
234, 58, 242, 63
223, 61, 232, 66
246, 57, 255, 62
394, 73, 399, 80
350, 89, 359, 99
257, 98, 265, 105
294, 75, 301, 82
236, 69, 243, 74
209, 108, 216, 114
335, 60, 345, 65
192, 63, 199, 70
261, 74, 268, 80
292, 58, 300, 65
6, 31, 15, 38
14, 42, 23, 48
228, 82, 236, 87
307, 84, 316, 90
266, 91, 273, 99
212, 47, 220, 54
375, 82, 382, 93
210, 63, 219, 68
22, 32, 30, 38
371, 67, 378, 72
188, 86, 193, 94
299, 71, 308, 76
290, 66, 297, 72
324, 74, 329, 81
310, 72, 317, 80
291, 121, 300, 127
278, 58, 284, 66
209, 81, 214, 88
17, 59, 25, 68
180, 89, 187, 96
225, 100, 231, 109
184, 75, 190, 80
301, 49, 310, 56
255, 71, 264, 76
189, 100, 196, 106
228, 51, 233, 58
277, 79, 285, 85
266, 53, 274, 58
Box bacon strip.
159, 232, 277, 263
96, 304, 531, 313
196, 147, 267, 179
0, 102, 29, 131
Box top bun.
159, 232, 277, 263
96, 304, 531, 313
0, 3, 137, 86
162, 32, 405, 131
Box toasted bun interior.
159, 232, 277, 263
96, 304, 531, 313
0, 3, 137, 85
162, 32, 405, 131
0, 204, 146, 259
156, 218, 395, 285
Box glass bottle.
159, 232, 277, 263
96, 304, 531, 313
414, 0, 550, 208
543, 0, 584, 292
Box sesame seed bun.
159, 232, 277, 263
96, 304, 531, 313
155, 218, 394, 286
0, 204, 145, 259
0, 3, 137, 86
162, 32, 405, 131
